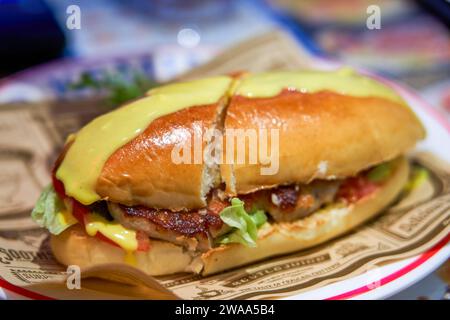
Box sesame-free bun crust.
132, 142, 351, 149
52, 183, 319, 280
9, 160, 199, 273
222, 91, 424, 195
96, 100, 227, 211
57, 73, 424, 210
51, 157, 409, 276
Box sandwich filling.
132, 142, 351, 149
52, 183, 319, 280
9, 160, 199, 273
33, 158, 425, 256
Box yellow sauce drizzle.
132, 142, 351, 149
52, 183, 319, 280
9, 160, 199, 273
235, 68, 405, 104
56, 76, 232, 205
124, 251, 137, 266
55, 209, 77, 229
85, 213, 138, 252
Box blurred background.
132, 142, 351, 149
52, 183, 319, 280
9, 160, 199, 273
0, 0, 449, 300
0, 0, 449, 111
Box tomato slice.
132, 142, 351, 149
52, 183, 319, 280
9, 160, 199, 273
94, 231, 121, 248
70, 198, 89, 226
52, 172, 66, 201
337, 175, 379, 204
51, 170, 149, 251
52, 169, 87, 225
136, 231, 151, 252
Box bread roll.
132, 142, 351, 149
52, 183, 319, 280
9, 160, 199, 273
222, 91, 424, 195
51, 157, 409, 276
47, 70, 424, 277
93, 90, 423, 209
97, 100, 227, 211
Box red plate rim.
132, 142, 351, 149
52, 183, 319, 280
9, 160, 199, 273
325, 233, 450, 300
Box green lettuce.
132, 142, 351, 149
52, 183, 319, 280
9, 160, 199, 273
31, 185, 76, 235
367, 162, 393, 182
216, 198, 267, 247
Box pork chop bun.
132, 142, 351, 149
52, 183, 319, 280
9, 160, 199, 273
32, 68, 425, 276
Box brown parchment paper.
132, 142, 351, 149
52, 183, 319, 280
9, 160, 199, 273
0, 30, 449, 300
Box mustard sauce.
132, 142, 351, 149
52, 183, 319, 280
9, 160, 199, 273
56, 76, 232, 205
85, 212, 138, 252
55, 209, 77, 229
235, 68, 405, 104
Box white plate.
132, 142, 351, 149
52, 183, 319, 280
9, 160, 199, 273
285, 74, 450, 300
0, 59, 449, 300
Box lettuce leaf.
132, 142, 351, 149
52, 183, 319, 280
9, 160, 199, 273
31, 185, 77, 235
367, 162, 393, 182
216, 198, 267, 247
